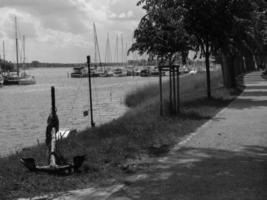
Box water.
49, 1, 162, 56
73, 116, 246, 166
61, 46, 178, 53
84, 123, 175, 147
0, 68, 161, 156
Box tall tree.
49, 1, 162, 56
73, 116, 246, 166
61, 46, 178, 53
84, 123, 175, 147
129, 0, 191, 114
183, 0, 264, 90
130, 0, 190, 64
218, 0, 267, 87
132, 0, 266, 96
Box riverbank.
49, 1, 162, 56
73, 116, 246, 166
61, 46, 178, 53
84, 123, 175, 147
0, 71, 242, 199
0, 67, 162, 156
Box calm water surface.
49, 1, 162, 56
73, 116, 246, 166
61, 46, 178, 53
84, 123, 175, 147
0, 68, 161, 156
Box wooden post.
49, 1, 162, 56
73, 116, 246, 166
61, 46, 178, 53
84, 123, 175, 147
176, 66, 180, 113
87, 56, 95, 128
172, 66, 177, 115
159, 67, 163, 116
169, 66, 173, 114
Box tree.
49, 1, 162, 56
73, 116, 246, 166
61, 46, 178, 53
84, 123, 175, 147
132, 0, 266, 97
182, 0, 266, 90
130, 0, 191, 64
217, 0, 267, 87
129, 0, 192, 114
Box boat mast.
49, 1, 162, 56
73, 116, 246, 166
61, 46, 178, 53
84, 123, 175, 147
105, 33, 112, 64
93, 24, 97, 65
93, 23, 102, 69
23, 35, 26, 73
125, 42, 128, 65
115, 34, 119, 64
15, 16, 19, 76
121, 34, 124, 64
105, 33, 108, 64
2, 41, 5, 72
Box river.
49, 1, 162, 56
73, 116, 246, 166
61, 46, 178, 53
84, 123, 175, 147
0, 68, 162, 156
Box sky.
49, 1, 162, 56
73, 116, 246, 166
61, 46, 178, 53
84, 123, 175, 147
0, 0, 145, 63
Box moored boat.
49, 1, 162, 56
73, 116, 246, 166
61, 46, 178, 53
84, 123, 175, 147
3, 17, 36, 86
113, 68, 127, 77
3, 72, 36, 85
71, 66, 88, 78
3, 72, 20, 85
19, 72, 36, 85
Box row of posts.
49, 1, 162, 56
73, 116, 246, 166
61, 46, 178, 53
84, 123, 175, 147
159, 65, 180, 116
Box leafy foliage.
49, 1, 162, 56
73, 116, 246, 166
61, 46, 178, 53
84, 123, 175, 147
131, 0, 266, 96
132, 0, 266, 59
129, 0, 191, 64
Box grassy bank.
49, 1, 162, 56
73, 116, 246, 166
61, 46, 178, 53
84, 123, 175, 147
0, 71, 242, 199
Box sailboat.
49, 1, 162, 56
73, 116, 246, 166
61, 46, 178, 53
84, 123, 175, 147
113, 34, 127, 77
19, 35, 36, 85
3, 17, 36, 85
92, 23, 108, 77
70, 23, 104, 78
101, 33, 113, 77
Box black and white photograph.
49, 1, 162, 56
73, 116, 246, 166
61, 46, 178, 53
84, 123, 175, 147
0, 0, 266, 199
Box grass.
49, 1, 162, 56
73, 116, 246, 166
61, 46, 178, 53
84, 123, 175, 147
0, 71, 242, 199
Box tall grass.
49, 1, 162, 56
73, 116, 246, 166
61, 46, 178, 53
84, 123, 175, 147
125, 71, 223, 107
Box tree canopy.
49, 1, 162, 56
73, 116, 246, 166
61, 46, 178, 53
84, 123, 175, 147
130, 0, 267, 95
129, 0, 191, 64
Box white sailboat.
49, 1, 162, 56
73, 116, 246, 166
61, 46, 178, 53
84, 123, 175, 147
19, 35, 36, 85
3, 17, 35, 85
103, 33, 113, 77
93, 23, 109, 77
113, 34, 127, 77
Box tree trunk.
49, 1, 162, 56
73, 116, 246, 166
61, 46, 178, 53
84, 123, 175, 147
229, 56, 236, 88
221, 53, 236, 88
205, 52, 211, 98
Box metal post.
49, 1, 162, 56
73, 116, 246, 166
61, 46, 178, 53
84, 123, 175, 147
176, 66, 180, 113
87, 56, 95, 128
172, 66, 177, 115
169, 66, 173, 114
159, 67, 163, 116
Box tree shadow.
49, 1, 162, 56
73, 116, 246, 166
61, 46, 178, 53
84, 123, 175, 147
110, 145, 267, 200
240, 91, 267, 97
178, 111, 212, 120
183, 97, 233, 109
245, 85, 267, 90
228, 98, 267, 109
261, 74, 267, 81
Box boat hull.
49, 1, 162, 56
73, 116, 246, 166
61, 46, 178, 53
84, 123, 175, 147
19, 78, 36, 85
71, 73, 88, 78
4, 75, 36, 85
3, 78, 20, 85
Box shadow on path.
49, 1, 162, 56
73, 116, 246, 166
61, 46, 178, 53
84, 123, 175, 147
229, 98, 267, 109
110, 146, 267, 200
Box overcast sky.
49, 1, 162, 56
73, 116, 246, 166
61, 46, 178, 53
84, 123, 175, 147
0, 0, 144, 63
